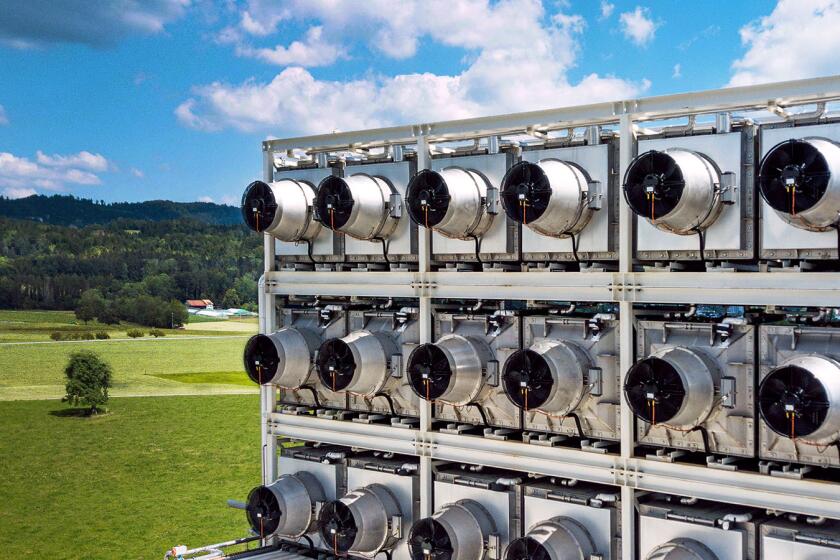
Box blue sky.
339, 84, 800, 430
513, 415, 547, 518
0, 0, 837, 204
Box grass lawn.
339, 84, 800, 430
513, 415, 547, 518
0, 395, 261, 560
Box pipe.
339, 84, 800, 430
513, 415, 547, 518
718, 512, 752, 530
163, 536, 260, 560
806, 516, 827, 525
470, 300, 484, 312
679, 497, 698, 505
495, 477, 523, 486
325, 451, 347, 461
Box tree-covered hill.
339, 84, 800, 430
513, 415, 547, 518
0, 194, 241, 226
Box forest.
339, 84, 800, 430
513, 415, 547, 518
0, 204, 262, 312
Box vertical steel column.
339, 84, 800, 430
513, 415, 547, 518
260, 147, 278, 493
415, 132, 434, 518
617, 113, 637, 560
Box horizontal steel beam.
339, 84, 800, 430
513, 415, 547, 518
263, 75, 840, 152
268, 413, 417, 456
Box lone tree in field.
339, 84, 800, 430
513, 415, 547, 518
63, 350, 112, 414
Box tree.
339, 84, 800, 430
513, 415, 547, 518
63, 350, 112, 414
97, 303, 120, 325
221, 287, 241, 309
75, 289, 105, 323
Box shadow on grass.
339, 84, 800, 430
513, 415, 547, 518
49, 407, 111, 418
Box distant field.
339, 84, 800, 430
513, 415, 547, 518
0, 310, 258, 400
0, 395, 261, 560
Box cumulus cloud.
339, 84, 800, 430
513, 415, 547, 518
0, 105, 7, 125
672, 63, 682, 78
130, 167, 144, 178
2, 187, 36, 199
619, 6, 659, 46
0, 150, 112, 193
729, 0, 840, 86
236, 26, 347, 67
0, 0, 190, 49
197, 195, 214, 203
179, 0, 648, 135
600, 1, 615, 19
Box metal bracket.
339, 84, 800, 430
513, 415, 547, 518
390, 354, 403, 378
391, 515, 403, 539
588, 367, 604, 397
486, 186, 500, 215
587, 180, 603, 210
486, 360, 500, 386
719, 172, 737, 204
720, 376, 737, 408
486, 533, 501, 560
389, 192, 403, 219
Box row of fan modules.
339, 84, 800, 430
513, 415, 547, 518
236, 444, 839, 560
246, 300, 840, 474
244, 119, 840, 270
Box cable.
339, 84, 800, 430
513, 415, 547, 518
567, 413, 585, 439
466, 401, 490, 426
834, 224, 840, 262
373, 392, 397, 416
693, 227, 706, 265
298, 535, 315, 551
689, 425, 712, 455
570, 232, 580, 264
373, 236, 391, 264
468, 234, 483, 264
304, 239, 316, 264
297, 385, 322, 408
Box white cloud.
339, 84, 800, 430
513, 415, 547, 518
236, 26, 346, 67
0, 0, 190, 49
600, 1, 615, 19
197, 195, 214, 203
0, 105, 7, 125
2, 187, 36, 199
35, 150, 110, 172
0, 150, 111, 193
672, 63, 682, 78
729, 0, 840, 87
130, 167, 144, 178
619, 6, 659, 46
179, 0, 648, 135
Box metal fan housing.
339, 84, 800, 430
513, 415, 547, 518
407, 167, 494, 240
407, 334, 491, 405
244, 328, 321, 387
507, 517, 596, 560
410, 500, 497, 560
646, 538, 718, 560
316, 330, 399, 396
758, 137, 840, 232
247, 471, 325, 539
501, 159, 595, 238
315, 174, 400, 240
241, 179, 321, 241
319, 484, 402, 557
624, 149, 723, 235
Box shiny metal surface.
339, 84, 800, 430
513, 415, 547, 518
264, 472, 325, 538
523, 517, 597, 560
645, 538, 718, 560
343, 330, 399, 397
433, 167, 494, 240
265, 327, 321, 388
763, 137, 840, 231
529, 159, 595, 238
527, 339, 592, 417
339, 484, 402, 556
332, 174, 400, 240
429, 500, 497, 560
262, 179, 322, 242
648, 346, 719, 430
436, 334, 492, 406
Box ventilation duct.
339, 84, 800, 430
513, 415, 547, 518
408, 500, 497, 560
241, 179, 321, 241
505, 517, 596, 560
243, 329, 320, 386
314, 174, 400, 240
407, 335, 491, 405
318, 484, 402, 557
407, 168, 494, 239
316, 331, 398, 396
245, 472, 325, 539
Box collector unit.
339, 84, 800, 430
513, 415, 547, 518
243, 305, 348, 411
314, 306, 420, 420
625, 317, 755, 461
638, 494, 763, 560
504, 135, 618, 268
406, 309, 520, 432
406, 150, 514, 268
314, 155, 418, 269
623, 125, 752, 266
511, 310, 620, 447
514, 477, 621, 560
758, 323, 840, 470
758, 121, 840, 262
760, 514, 840, 558
242, 164, 342, 267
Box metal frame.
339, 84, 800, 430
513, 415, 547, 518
259, 76, 840, 560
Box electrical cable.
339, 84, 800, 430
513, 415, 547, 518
297, 385, 322, 408
468, 234, 483, 265
373, 236, 391, 264
373, 392, 397, 416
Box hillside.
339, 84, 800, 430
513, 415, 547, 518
0, 194, 241, 226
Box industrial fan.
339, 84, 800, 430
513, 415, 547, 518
318, 500, 358, 553
245, 485, 283, 537
502, 349, 553, 410
646, 538, 718, 560
407, 343, 453, 401
505, 537, 549, 560
506, 518, 597, 560
407, 170, 451, 229
409, 518, 454, 560
315, 176, 355, 231
500, 162, 552, 225
242, 180, 278, 233
759, 364, 830, 439
624, 151, 686, 224
624, 357, 687, 425
243, 472, 325, 539
243, 334, 280, 385
316, 338, 356, 392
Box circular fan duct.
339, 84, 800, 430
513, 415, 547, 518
241, 179, 321, 241
758, 138, 840, 231
406, 168, 494, 240
646, 538, 718, 560
246, 472, 325, 539
318, 484, 402, 557
314, 174, 400, 240
408, 500, 496, 560
506, 517, 596, 560
243, 328, 320, 386
501, 160, 595, 238
623, 150, 723, 235
758, 355, 840, 444
316, 331, 398, 395
624, 347, 719, 429
502, 341, 591, 415
407, 335, 491, 405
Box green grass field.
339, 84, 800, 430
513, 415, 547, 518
0, 395, 261, 560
